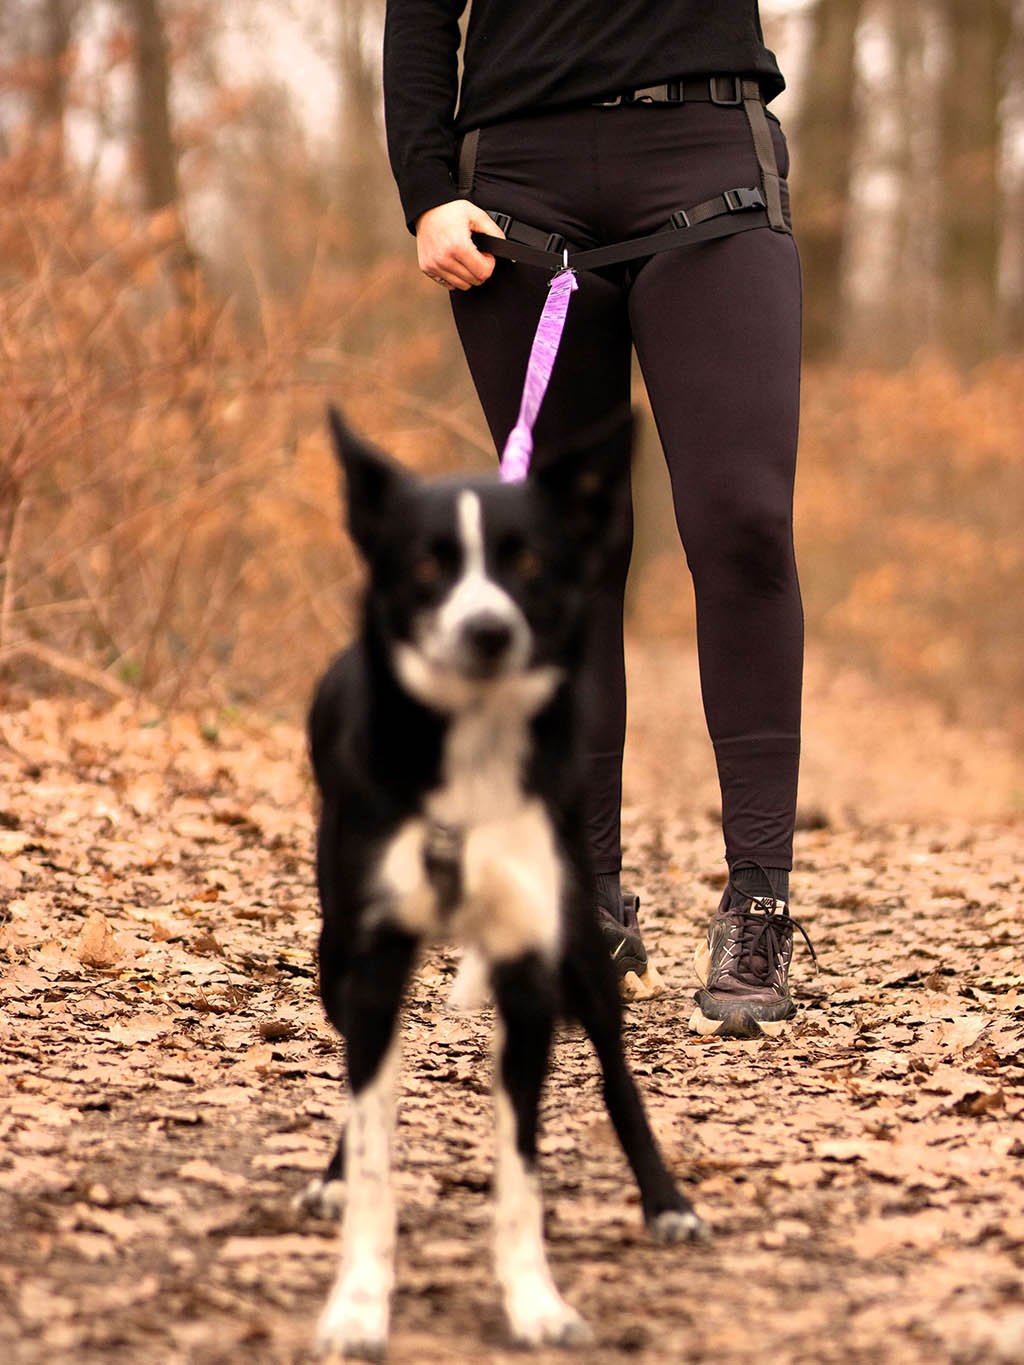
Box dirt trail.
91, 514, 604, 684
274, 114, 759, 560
1, 639, 1022, 1364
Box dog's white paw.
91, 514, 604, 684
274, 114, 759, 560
446, 949, 489, 1013
294, 1177, 345, 1221
649, 1208, 709, 1245
507, 1287, 591, 1349
316, 1273, 389, 1361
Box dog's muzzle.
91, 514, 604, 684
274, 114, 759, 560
459, 611, 516, 677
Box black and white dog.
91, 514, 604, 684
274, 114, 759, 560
305, 408, 703, 1357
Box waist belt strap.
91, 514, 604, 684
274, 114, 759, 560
740, 78, 786, 232
593, 75, 749, 106
471, 187, 771, 273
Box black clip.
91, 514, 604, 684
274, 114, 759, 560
489, 210, 512, 234
545, 232, 567, 255
723, 187, 764, 212
670, 209, 691, 230
709, 75, 743, 106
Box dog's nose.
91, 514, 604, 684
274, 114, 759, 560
462, 613, 514, 665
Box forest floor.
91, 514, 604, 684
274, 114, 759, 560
1, 638, 1022, 1364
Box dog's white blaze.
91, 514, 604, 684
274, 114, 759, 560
439, 490, 519, 636
317, 1038, 399, 1355
494, 1033, 586, 1346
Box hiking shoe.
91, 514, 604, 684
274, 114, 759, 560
690, 882, 816, 1038
598, 892, 664, 999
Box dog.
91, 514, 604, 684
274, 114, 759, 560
303, 407, 704, 1358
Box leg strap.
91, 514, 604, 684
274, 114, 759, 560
740, 78, 787, 232
471, 186, 773, 273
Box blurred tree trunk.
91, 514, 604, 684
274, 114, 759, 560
939, 0, 1013, 362
36, 0, 77, 171
338, 0, 392, 261
793, 0, 865, 359
886, 0, 942, 360
127, 0, 179, 212
124, 0, 197, 292
1003, 5, 1024, 348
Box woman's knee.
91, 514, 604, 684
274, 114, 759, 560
683, 497, 797, 596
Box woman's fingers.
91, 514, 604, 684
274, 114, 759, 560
416, 200, 505, 290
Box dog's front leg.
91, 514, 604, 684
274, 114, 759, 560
316, 927, 417, 1361
561, 925, 706, 1245
491, 954, 591, 1349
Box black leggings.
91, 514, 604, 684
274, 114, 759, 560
451, 101, 803, 876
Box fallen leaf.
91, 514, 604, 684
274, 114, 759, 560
76, 911, 125, 968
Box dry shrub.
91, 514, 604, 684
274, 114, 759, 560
629, 357, 1022, 738
797, 357, 1022, 736
0, 141, 488, 712
1, 138, 1019, 738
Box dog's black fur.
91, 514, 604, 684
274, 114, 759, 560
305, 408, 701, 1355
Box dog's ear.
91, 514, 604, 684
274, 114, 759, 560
529, 406, 633, 550
327, 406, 417, 559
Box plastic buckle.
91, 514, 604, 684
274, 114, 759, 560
489, 211, 512, 234
545, 232, 567, 255
709, 75, 743, 106
723, 187, 764, 212
670, 209, 691, 230
631, 84, 670, 104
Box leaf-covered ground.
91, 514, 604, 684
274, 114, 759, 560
1, 641, 1022, 1364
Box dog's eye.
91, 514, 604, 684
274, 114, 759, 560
498, 534, 542, 582
413, 555, 443, 587
515, 548, 543, 581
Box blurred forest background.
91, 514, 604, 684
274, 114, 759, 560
0, 0, 1020, 748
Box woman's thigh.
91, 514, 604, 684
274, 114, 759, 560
627, 223, 803, 569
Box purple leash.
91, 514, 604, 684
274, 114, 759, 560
499, 267, 578, 483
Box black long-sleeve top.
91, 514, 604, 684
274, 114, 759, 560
383, 1, 784, 230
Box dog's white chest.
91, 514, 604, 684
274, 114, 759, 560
374, 706, 563, 961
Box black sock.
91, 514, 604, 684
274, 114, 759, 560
728, 863, 789, 908
595, 871, 622, 922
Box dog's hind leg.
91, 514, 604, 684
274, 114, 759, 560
491, 953, 591, 1348
561, 928, 707, 1245
315, 926, 417, 1361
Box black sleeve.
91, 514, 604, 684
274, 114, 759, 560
383, 0, 468, 233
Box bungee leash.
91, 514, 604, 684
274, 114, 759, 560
498, 266, 577, 483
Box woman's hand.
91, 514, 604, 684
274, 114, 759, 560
415, 200, 506, 291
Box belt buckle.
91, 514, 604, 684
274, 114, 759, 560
723, 187, 764, 212
629, 82, 682, 105
709, 75, 743, 106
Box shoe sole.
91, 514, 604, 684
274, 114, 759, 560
689, 944, 792, 1039
687, 1003, 789, 1039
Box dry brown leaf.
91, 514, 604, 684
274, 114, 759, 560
75, 911, 125, 968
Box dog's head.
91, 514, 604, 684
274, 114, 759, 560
328, 406, 631, 713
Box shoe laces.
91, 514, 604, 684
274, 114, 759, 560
725, 860, 817, 983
